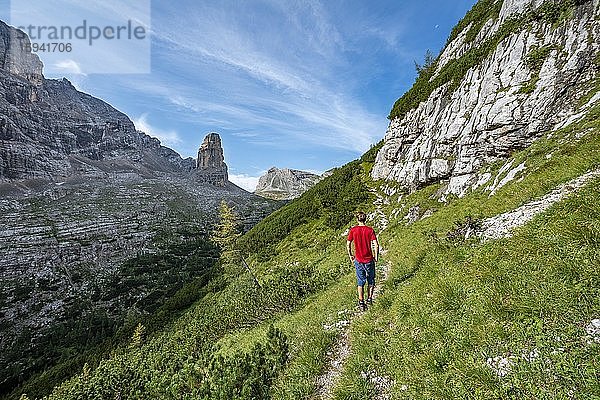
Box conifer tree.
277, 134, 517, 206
211, 201, 261, 287
211, 201, 242, 266
129, 323, 145, 348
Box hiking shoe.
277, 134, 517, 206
358, 300, 367, 312
367, 297, 373, 306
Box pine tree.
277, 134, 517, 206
129, 323, 145, 348
211, 201, 261, 287
415, 49, 436, 77
211, 201, 242, 266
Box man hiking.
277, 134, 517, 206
347, 211, 379, 311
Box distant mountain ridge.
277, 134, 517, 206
0, 20, 202, 182
254, 167, 323, 200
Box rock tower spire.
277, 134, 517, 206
195, 132, 228, 186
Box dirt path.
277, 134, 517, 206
313, 187, 394, 399
313, 259, 392, 399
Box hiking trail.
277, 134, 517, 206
314, 188, 394, 399
313, 260, 392, 399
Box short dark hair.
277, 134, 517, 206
356, 211, 367, 223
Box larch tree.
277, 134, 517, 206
211, 201, 260, 287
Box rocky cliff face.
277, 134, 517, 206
0, 22, 43, 86
372, 0, 600, 197
194, 132, 228, 186
255, 167, 322, 200
0, 21, 195, 182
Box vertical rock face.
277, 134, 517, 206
372, 0, 600, 197
0, 21, 196, 182
0, 23, 43, 86
194, 132, 229, 186
197, 132, 225, 168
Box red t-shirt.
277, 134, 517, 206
347, 225, 377, 263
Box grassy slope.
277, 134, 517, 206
32, 90, 600, 400
34, 72, 600, 400
215, 104, 600, 400
333, 110, 600, 399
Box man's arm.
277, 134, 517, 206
371, 238, 379, 262
346, 240, 354, 263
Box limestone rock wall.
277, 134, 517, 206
372, 0, 600, 197
194, 132, 228, 186
0, 23, 43, 85
0, 177, 275, 390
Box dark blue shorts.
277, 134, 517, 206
354, 259, 375, 286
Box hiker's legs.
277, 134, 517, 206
366, 260, 376, 301
354, 260, 367, 300
367, 284, 375, 300
357, 284, 365, 301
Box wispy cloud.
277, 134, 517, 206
3, 0, 473, 179
142, 0, 386, 154
133, 113, 181, 148
31, 0, 463, 176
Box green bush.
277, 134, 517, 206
446, 0, 502, 45
204, 326, 288, 399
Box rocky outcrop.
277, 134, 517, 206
0, 23, 43, 85
478, 168, 600, 240
255, 167, 322, 200
194, 132, 228, 186
0, 21, 195, 182
372, 0, 600, 197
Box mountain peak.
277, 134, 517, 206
194, 132, 229, 186
255, 167, 321, 200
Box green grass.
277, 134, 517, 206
446, 0, 502, 45
25, 210, 361, 399
208, 102, 600, 399
197, 102, 600, 400
217, 273, 358, 399
335, 180, 600, 399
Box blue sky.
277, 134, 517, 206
2, 0, 477, 191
